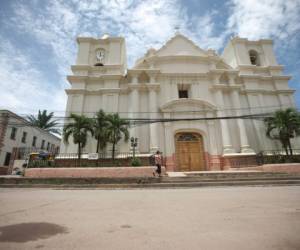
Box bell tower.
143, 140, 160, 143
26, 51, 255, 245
222, 37, 279, 68
75, 35, 127, 74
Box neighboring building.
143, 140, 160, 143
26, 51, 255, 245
0, 110, 61, 169
61, 33, 299, 171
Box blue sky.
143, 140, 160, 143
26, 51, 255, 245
0, 0, 299, 116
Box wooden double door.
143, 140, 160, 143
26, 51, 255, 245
175, 133, 205, 171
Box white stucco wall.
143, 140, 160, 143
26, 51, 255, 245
62, 34, 299, 158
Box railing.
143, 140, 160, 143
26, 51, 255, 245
27, 152, 156, 168
256, 149, 300, 165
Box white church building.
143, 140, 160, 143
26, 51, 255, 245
61, 33, 297, 171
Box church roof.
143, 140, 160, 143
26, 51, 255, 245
133, 33, 231, 69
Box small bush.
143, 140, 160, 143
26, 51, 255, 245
131, 158, 142, 167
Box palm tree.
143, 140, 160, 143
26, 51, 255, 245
27, 110, 60, 135
106, 113, 129, 160
264, 108, 300, 155
93, 110, 109, 153
63, 114, 94, 161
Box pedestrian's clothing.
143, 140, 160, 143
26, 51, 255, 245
154, 154, 162, 175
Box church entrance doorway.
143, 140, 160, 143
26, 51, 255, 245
175, 132, 206, 171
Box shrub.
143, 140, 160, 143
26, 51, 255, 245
131, 158, 142, 167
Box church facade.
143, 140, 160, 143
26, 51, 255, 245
61, 33, 297, 171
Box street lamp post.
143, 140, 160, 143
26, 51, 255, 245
130, 137, 138, 158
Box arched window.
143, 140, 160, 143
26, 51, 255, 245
249, 50, 260, 66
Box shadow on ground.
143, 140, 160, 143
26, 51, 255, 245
0, 222, 68, 242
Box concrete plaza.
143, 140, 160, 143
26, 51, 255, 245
0, 186, 299, 250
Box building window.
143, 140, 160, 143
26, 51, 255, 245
32, 136, 37, 147
41, 140, 45, 149
4, 152, 11, 166
21, 132, 27, 143
249, 50, 260, 66
10, 127, 17, 140
47, 142, 50, 151
178, 84, 190, 98
178, 90, 188, 98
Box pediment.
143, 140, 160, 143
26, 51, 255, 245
156, 34, 208, 57
160, 99, 217, 112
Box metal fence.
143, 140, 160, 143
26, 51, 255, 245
27, 152, 156, 168
257, 149, 300, 165
15, 147, 300, 169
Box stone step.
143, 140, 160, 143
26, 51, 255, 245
1, 179, 300, 189
160, 176, 300, 183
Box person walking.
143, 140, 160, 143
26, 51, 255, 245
154, 150, 162, 177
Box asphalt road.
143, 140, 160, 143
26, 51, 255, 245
0, 186, 299, 250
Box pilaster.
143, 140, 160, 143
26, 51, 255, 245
213, 75, 235, 154
231, 90, 255, 153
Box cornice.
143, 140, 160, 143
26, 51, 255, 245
241, 89, 295, 95
160, 72, 208, 78
67, 74, 123, 83
210, 84, 242, 91
231, 37, 273, 45
71, 64, 123, 71
127, 68, 160, 76
66, 88, 122, 95
76, 37, 124, 44
239, 74, 291, 81
209, 69, 239, 76
237, 65, 284, 71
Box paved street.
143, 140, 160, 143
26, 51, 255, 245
0, 186, 300, 250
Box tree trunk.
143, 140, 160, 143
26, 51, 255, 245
112, 141, 115, 161
96, 136, 100, 153
78, 142, 81, 167
288, 139, 293, 156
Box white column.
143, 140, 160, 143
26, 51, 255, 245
128, 79, 139, 152
231, 90, 255, 153
148, 87, 159, 153
215, 89, 235, 154
164, 121, 173, 156
172, 82, 178, 100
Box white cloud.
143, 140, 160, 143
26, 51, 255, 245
227, 0, 300, 42
0, 38, 66, 114
2, 0, 299, 115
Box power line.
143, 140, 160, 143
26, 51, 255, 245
13, 103, 296, 118
5, 112, 273, 129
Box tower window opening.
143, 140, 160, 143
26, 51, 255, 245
249, 50, 260, 66
94, 63, 104, 66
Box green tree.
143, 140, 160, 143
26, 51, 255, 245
27, 110, 60, 135
106, 113, 129, 160
264, 108, 300, 155
63, 114, 94, 161
93, 110, 109, 153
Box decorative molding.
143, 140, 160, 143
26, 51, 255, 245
241, 89, 295, 95
231, 37, 273, 45
67, 74, 123, 83
160, 98, 217, 112
237, 65, 284, 71
77, 37, 124, 44
210, 84, 242, 91
239, 74, 291, 81
65, 88, 122, 95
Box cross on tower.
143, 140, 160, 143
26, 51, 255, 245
174, 25, 180, 34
